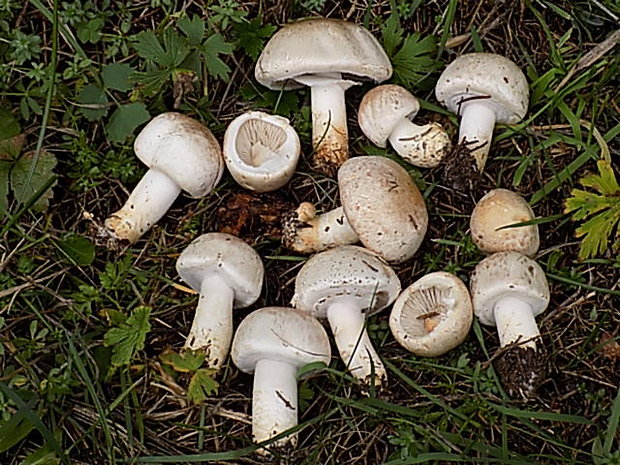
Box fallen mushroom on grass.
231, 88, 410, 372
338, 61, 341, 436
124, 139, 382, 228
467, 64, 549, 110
291, 245, 401, 387
389, 272, 473, 357
104, 112, 223, 244
256, 18, 392, 176
223, 111, 300, 192
470, 251, 550, 398
176, 233, 264, 370
231, 307, 331, 454
358, 84, 451, 168
283, 156, 428, 263
435, 53, 529, 172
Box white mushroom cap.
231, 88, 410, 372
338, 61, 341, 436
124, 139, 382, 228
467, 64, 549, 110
338, 156, 428, 263
358, 85, 451, 168
176, 233, 263, 308
470, 188, 539, 257
291, 245, 401, 318
470, 251, 549, 327
255, 18, 391, 90
435, 53, 529, 125
231, 307, 331, 374
134, 112, 224, 198
223, 111, 300, 193
358, 84, 420, 147
389, 272, 473, 357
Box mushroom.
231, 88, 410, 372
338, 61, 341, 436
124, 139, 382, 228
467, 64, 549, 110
358, 84, 451, 168
223, 111, 300, 192
104, 112, 223, 243
256, 18, 392, 177
470, 188, 539, 257
435, 53, 529, 172
231, 307, 331, 453
389, 272, 473, 357
176, 233, 264, 370
282, 156, 428, 263
470, 251, 550, 397
291, 245, 401, 386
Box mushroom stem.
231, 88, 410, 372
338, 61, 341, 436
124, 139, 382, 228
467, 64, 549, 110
494, 296, 539, 350
184, 274, 235, 369
458, 101, 497, 171
284, 205, 359, 253
326, 301, 386, 386
388, 119, 450, 168
299, 75, 355, 176
104, 168, 182, 243
252, 358, 298, 452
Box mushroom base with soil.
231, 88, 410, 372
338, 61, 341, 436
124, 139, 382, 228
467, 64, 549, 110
495, 345, 546, 399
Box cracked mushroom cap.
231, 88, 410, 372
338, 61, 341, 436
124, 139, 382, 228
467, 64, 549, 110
134, 112, 224, 198
435, 53, 529, 124
176, 233, 264, 308
338, 156, 428, 263
389, 272, 473, 357
255, 18, 392, 90
470, 188, 539, 257
291, 245, 401, 319
470, 252, 550, 326
223, 111, 300, 192
231, 307, 331, 374
358, 84, 420, 147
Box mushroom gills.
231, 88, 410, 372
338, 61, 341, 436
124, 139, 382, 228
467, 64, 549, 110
236, 119, 288, 167
399, 286, 452, 336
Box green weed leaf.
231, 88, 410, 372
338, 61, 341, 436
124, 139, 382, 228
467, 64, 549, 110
391, 33, 439, 89
178, 15, 206, 46
202, 33, 235, 81
564, 160, 620, 259
10, 150, 57, 211
104, 306, 151, 366
0, 108, 21, 141
18, 443, 59, 465
234, 18, 276, 61
134, 29, 189, 68
57, 233, 96, 266
102, 63, 134, 92
77, 18, 103, 44
160, 350, 205, 373
105, 102, 150, 143
187, 368, 219, 404
0, 160, 10, 216
77, 84, 109, 121
381, 13, 404, 57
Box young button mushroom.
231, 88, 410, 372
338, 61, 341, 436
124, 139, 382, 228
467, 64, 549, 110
358, 84, 451, 168
176, 233, 264, 370
231, 307, 331, 454
223, 111, 300, 192
256, 18, 392, 177
389, 272, 473, 357
470, 188, 539, 257
470, 251, 550, 398
283, 156, 428, 263
435, 53, 529, 172
291, 246, 401, 387
105, 112, 223, 244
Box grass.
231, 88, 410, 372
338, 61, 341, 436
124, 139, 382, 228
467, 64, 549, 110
0, 0, 619, 464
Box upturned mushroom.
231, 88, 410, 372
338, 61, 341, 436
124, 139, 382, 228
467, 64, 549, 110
176, 233, 264, 370
282, 156, 428, 263
435, 53, 529, 172
470, 251, 550, 397
358, 84, 451, 168
470, 188, 539, 257
223, 111, 300, 192
256, 18, 392, 176
105, 112, 223, 243
389, 272, 473, 357
231, 307, 331, 453
291, 245, 401, 386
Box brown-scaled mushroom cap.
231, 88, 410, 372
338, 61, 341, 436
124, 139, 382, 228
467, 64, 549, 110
337, 156, 428, 263
470, 188, 539, 257
255, 18, 391, 90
